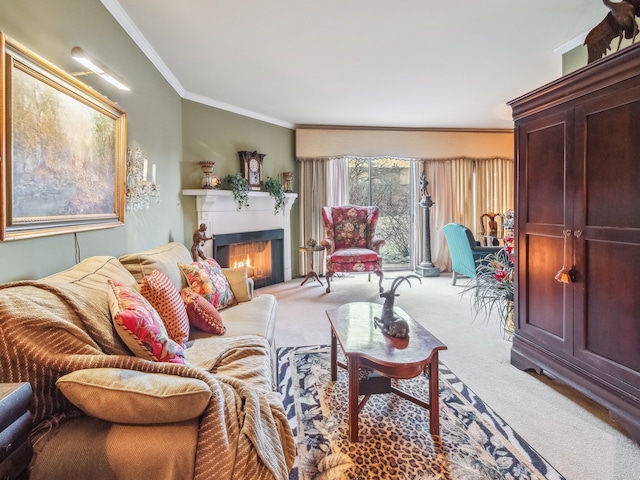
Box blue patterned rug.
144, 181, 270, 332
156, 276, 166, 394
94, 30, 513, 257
278, 346, 564, 480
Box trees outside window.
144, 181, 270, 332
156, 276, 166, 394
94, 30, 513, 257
348, 158, 411, 269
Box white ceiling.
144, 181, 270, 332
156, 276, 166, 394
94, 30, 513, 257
101, 0, 607, 130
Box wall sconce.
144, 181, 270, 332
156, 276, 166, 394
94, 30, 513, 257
126, 148, 160, 211
71, 47, 130, 91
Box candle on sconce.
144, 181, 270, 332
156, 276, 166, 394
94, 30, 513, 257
142, 158, 148, 183
152, 164, 156, 185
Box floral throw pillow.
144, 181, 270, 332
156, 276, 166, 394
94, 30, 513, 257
107, 280, 187, 365
140, 270, 190, 347
178, 258, 237, 310
180, 288, 226, 335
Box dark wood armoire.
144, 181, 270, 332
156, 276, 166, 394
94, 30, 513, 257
508, 43, 640, 444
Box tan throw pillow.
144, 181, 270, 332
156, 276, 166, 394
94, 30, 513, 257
222, 266, 251, 303
57, 368, 211, 424
180, 288, 226, 335
140, 270, 190, 346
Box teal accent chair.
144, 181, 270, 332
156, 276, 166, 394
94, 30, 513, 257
443, 223, 502, 285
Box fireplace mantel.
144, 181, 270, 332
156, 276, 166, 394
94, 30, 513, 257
182, 189, 298, 281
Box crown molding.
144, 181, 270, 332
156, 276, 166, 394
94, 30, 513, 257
553, 31, 588, 55
100, 0, 294, 129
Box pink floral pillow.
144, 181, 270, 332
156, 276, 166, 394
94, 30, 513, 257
178, 258, 237, 310
107, 280, 187, 364
140, 270, 190, 347
180, 289, 226, 335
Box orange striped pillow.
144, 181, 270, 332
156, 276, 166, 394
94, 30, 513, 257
140, 270, 190, 347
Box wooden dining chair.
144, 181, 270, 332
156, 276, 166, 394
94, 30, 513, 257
479, 212, 504, 246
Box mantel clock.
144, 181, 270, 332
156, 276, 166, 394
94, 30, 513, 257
238, 151, 265, 191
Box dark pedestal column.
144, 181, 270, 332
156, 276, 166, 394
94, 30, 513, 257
415, 179, 440, 277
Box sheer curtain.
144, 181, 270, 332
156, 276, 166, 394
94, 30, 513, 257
326, 157, 349, 206
297, 156, 349, 276
474, 158, 514, 236
414, 157, 513, 273
414, 159, 455, 272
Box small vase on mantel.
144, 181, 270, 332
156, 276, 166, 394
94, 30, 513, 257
282, 171, 294, 193
200, 161, 219, 189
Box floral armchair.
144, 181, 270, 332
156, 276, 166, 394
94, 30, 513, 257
320, 205, 385, 293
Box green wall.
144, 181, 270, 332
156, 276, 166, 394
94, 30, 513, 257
0, 1, 299, 284
0, 0, 184, 283
563, 34, 638, 75
563, 45, 588, 75
181, 100, 299, 275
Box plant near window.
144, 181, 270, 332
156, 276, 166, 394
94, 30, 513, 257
463, 209, 516, 337
264, 176, 286, 214
222, 173, 250, 210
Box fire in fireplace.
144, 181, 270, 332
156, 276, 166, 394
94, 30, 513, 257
228, 240, 271, 286
214, 229, 284, 288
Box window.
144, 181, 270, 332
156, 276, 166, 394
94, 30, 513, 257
348, 157, 411, 269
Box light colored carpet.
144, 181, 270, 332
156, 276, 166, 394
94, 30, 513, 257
261, 271, 640, 480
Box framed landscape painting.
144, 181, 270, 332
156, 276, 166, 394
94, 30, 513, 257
0, 33, 127, 241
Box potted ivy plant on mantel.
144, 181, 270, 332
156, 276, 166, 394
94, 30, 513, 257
222, 173, 250, 210
222, 173, 286, 215
264, 177, 286, 214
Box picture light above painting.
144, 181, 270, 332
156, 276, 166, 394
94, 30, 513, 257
71, 46, 130, 91
0, 33, 127, 241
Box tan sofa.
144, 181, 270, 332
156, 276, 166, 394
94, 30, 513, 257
0, 242, 294, 480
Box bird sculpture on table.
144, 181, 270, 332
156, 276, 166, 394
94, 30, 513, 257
585, 0, 640, 63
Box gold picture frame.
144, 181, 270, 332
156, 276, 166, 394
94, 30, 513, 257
0, 33, 127, 241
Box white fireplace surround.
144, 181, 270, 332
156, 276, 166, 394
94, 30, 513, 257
182, 189, 298, 281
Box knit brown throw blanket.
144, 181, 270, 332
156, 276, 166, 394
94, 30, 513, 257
0, 280, 294, 480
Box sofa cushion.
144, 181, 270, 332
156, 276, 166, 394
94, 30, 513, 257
30, 416, 198, 480
222, 266, 251, 303
180, 289, 226, 335
188, 294, 277, 343
46, 255, 138, 288
140, 270, 190, 347
178, 258, 237, 310
56, 368, 211, 424
119, 242, 193, 292
107, 280, 187, 364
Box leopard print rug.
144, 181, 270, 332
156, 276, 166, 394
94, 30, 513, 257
278, 346, 564, 480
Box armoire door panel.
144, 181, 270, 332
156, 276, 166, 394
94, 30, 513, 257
578, 241, 640, 374
522, 234, 567, 344
524, 123, 567, 226
583, 100, 640, 229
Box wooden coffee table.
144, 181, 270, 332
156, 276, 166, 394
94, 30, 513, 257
326, 302, 447, 442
